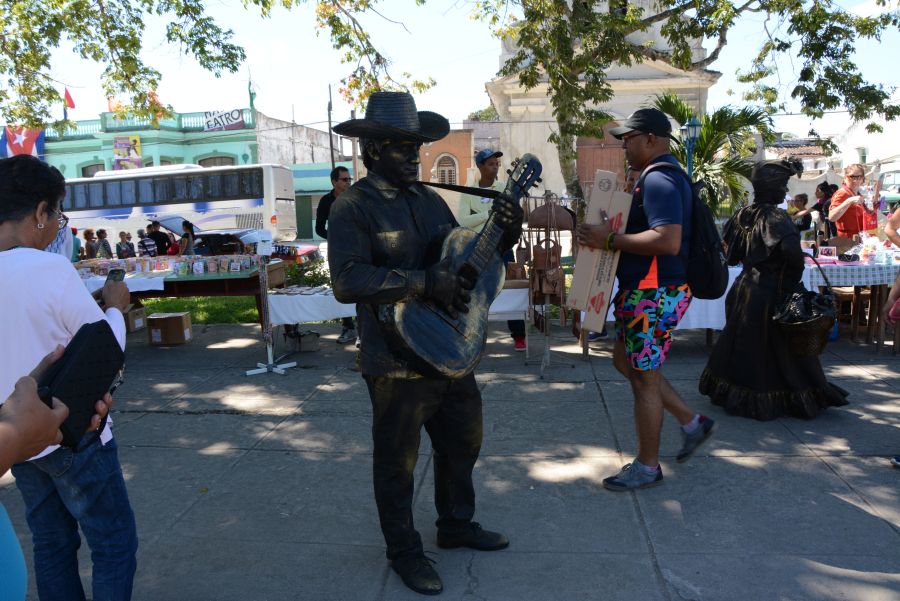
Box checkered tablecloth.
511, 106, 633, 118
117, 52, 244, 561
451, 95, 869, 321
803, 262, 900, 289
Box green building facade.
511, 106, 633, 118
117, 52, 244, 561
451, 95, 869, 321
42, 109, 352, 239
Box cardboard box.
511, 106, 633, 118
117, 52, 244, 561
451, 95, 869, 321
147, 312, 193, 346
284, 329, 320, 353
566, 169, 633, 332
125, 307, 146, 333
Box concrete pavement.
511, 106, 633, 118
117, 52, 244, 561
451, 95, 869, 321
2, 322, 898, 601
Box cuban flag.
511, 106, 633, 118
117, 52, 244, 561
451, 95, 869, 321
0, 126, 46, 159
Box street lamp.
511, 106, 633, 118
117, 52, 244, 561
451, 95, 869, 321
679, 116, 702, 178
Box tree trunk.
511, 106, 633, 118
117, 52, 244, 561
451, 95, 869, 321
556, 132, 585, 220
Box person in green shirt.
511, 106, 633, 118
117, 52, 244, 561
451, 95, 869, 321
458, 149, 527, 351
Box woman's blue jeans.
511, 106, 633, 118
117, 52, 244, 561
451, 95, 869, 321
11, 435, 137, 601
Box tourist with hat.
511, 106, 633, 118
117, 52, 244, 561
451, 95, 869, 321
576, 107, 714, 491
457, 148, 528, 351
328, 91, 522, 596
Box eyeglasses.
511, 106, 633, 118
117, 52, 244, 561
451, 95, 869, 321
50, 208, 69, 231
338, 177, 352, 183
621, 132, 648, 146
847, 174, 864, 180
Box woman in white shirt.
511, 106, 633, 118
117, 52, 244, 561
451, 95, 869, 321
0, 155, 138, 601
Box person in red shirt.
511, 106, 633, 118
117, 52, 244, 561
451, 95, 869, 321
828, 163, 877, 240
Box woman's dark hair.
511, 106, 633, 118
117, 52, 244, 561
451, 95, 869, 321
97, 229, 107, 239
0, 155, 65, 224
815, 182, 830, 196
182, 220, 195, 237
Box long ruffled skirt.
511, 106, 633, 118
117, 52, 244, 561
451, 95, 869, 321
698, 271, 849, 421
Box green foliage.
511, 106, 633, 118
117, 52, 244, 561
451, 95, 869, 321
141, 296, 259, 324
284, 259, 331, 287
469, 0, 900, 199
466, 105, 499, 121
0, 0, 245, 127
653, 92, 774, 217
0, 0, 435, 128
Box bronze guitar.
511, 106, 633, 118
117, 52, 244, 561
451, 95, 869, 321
388, 154, 543, 378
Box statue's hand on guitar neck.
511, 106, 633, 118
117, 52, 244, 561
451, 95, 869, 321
492, 192, 525, 250
424, 257, 476, 320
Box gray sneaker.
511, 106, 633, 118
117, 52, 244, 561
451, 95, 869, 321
602, 462, 663, 491
336, 328, 357, 344
676, 415, 716, 463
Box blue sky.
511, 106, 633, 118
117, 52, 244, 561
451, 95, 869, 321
52, 0, 898, 138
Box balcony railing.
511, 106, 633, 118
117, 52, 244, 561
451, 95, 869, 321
45, 109, 254, 140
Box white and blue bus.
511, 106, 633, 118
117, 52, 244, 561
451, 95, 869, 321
62, 163, 297, 241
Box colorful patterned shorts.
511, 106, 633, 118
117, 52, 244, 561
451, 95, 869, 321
613, 284, 692, 371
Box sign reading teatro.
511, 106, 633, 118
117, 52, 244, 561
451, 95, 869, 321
204, 109, 246, 132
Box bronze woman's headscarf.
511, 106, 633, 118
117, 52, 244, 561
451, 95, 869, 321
723, 158, 804, 265
751, 158, 804, 204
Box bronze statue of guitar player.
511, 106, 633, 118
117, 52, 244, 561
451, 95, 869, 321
328, 91, 536, 596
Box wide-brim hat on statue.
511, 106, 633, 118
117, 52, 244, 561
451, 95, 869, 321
332, 91, 450, 143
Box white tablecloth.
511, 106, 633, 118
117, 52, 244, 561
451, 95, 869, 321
82, 272, 168, 294
268, 288, 529, 326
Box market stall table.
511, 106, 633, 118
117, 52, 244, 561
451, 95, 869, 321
81, 262, 286, 325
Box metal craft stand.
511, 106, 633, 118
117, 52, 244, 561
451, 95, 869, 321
246, 256, 297, 376
523, 193, 576, 379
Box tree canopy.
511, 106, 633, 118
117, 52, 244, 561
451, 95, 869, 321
4, 0, 899, 198
470, 0, 900, 197
0, 0, 434, 128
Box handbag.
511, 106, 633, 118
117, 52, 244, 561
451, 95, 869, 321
515, 239, 531, 265
37, 320, 125, 448
506, 262, 527, 280
532, 238, 561, 270
771, 257, 836, 356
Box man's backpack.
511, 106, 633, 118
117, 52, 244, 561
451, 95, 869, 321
637, 162, 729, 300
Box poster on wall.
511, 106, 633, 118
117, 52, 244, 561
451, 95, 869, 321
113, 136, 143, 170
204, 109, 246, 131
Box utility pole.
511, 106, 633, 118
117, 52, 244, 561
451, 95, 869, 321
327, 85, 336, 170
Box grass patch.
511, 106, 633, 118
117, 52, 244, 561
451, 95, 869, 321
141, 296, 259, 324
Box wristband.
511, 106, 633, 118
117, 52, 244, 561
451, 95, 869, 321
605, 232, 616, 251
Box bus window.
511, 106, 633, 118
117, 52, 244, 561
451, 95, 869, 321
139, 179, 154, 204
121, 180, 137, 205
172, 177, 188, 201
241, 170, 262, 196
106, 181, 122, 206
154, 178, 170, 203
70, 185, 88, 209
223, 172, 239, 197
88, 183, 104, 208
187, 176, 203, 200
207, 174, 222, 198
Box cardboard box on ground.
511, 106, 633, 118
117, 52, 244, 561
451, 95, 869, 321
124, 307, 146, 333
147, 312, 192, 346
567, 170, 633, 333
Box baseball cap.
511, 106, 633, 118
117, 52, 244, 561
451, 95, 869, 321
609, 108, 672, 140
475, 149, 503, 166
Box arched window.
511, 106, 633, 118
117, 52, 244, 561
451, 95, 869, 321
199, 156, 235, 167
436, 155, 458, 185
81, 163, 105, 177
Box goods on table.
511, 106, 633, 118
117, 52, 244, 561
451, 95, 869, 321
75, 255, 260, 277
